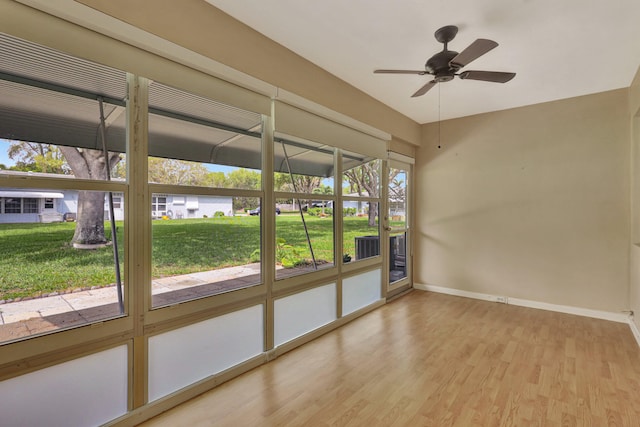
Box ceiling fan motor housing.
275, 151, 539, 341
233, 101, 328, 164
426, 50, 460, 82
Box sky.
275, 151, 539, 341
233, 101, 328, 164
0, 140, 13, 167
0, 139, 332, 185
0, 139, 241, 174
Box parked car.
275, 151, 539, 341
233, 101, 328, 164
249, 206, 281, 215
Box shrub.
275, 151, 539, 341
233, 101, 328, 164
249, 238, 306, 268
249, 248, 261, 263
276, 238, 305, 268
214, 211, 225, 217
343, 207, 357, 217
307, 207, 333, 217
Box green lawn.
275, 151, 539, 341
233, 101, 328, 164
0, 215, 382, 300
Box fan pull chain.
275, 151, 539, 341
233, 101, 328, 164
438, 84, 442, 149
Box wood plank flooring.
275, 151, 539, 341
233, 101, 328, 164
139, 291, 640, 426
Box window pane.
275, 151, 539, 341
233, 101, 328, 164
151, 194, 261, 307
146, 81, 264, 307
343, 201, 380, 263
389, 168, 407, 228
342, 157, 380, 199
0, 188, 125, 343
389, 232, 407, 283
4, 197, 20, 213
23, 198, 38, 213
147, 82, 262, 189
0, 33, 128, 342
274, 140, 334, 193
275, 197, 334, 280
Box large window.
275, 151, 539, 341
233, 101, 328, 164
0, 23, 399, 427
0, 33, 127, 343
0, 198, 38, 214
342, 156, 381, 263
148, 82, 264, 308
274, 139, 336, 280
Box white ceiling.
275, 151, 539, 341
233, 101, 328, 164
205, 0, 640, 124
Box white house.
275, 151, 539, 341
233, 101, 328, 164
149, 193, 233, 220
0, 181, 234, 223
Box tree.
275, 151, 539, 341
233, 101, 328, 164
312, 184, 333, 215
58, 146, 121, 246
8, 141, 69, 174
227, 168, 261, 211
274, 172, 322, 210
205, 171, 228, 188
388, 169, 406, 216
7, 141, 120, 246
147, 157, 209, 186
343, 161, 403, 227
343, 160, 381, 227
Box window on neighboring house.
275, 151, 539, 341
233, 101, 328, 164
44, 198, 54, 209
23, 198, 38, 213
151, 195, 167, 218
112, 195, 122, 209
4, 197, 21, 213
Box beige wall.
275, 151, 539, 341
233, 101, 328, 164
416, 89, 630, 312
629, 66, 640, 329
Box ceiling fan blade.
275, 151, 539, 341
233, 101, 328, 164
411, 80, 437, 97
450, 39, 498, 68
374, 69, 427, 75
459, 70, 516, 83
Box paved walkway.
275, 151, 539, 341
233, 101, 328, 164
0, 263, 263, 342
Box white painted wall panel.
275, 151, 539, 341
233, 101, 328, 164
0, 345, 128, 427
148, 304, 264, 402
274, 283, 336, 346
342, 269, 382, 316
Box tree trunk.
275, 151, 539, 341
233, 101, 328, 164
72, 190, 107, 246
58, 146, 120, 248
368, 202, 378, 227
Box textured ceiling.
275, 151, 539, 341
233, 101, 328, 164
206, 0, 640, 124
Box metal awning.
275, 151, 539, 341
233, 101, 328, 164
0, 32, 371, 178
0, 190, 64, 198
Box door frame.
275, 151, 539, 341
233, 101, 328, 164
383, 157, 413, 296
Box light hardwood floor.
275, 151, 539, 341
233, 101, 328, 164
140, 291, 640, 426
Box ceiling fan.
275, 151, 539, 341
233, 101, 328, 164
374, 25, 516, 97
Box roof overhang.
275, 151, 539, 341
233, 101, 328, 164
0, 190, 64, 198
0, 33, 370, 178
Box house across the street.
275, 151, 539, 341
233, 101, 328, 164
0, 172, 234, 223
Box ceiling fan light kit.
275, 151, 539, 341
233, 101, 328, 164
374, 25, 516, 97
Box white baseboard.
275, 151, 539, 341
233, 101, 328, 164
629, 318, 640, 348
414, 283, 504, 304
414, 283, 630, 324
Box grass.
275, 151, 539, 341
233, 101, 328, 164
0, 221, 124, 300
0, 215, 383, 300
